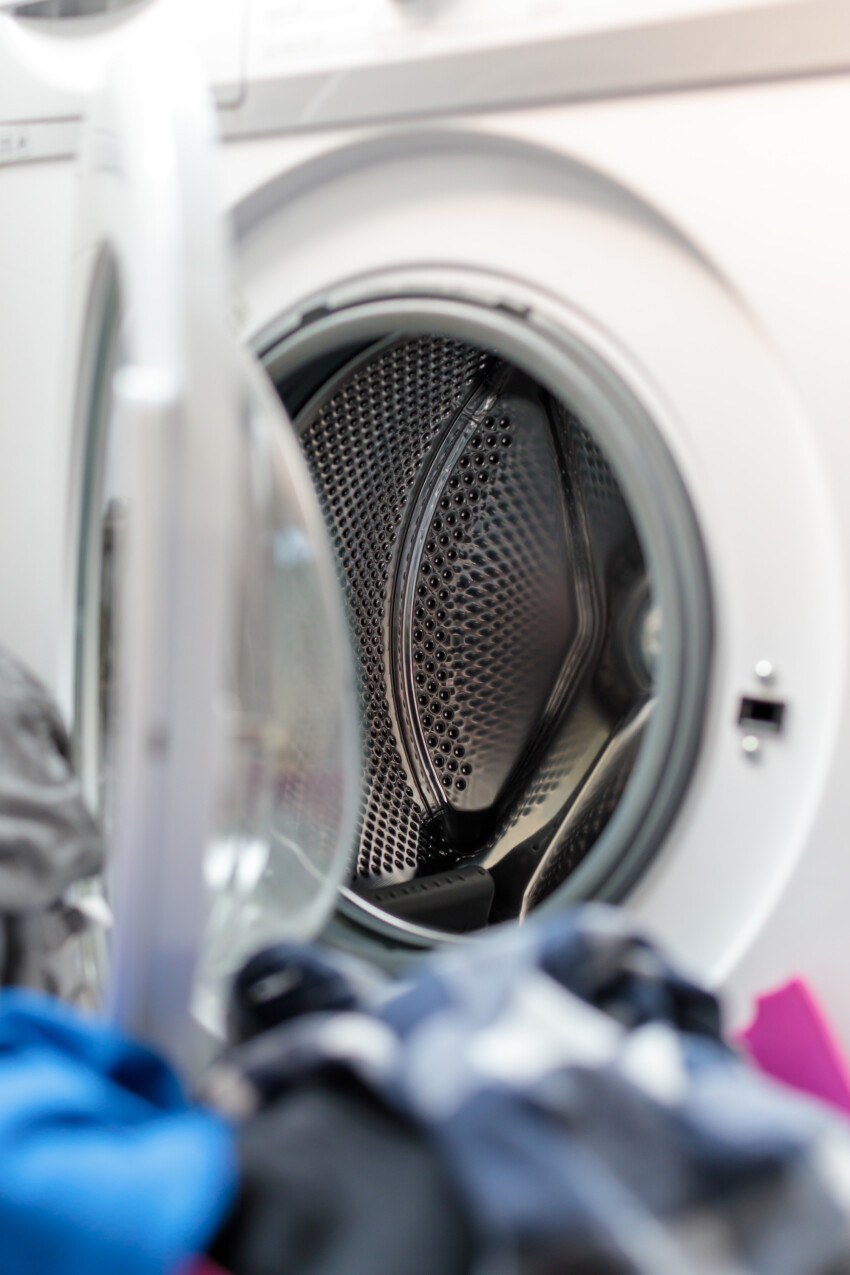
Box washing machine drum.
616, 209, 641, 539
274, 333, 700, 935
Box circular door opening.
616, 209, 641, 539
261, 296, 711, 942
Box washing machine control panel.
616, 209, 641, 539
246, 0, 793, 79
229, 0, 842, 137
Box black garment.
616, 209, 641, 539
228, 944, 383, 1045
0, 647, 102, 991
210, 1079, 471, 1275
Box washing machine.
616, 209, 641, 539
2, 0, 850, 1065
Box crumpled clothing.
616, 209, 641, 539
0, 988, 237, 1275
0, 647, 103, 991
207, 906, 850, 1275
209, 1079, 471, 1275
226, 942, 385, 1045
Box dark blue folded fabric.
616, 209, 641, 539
0, 988, 237, 1275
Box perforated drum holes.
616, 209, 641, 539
294, 338, 491, 885
391, 365, 603, 859
272, 329, 690, 933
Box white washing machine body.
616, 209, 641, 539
0, 0, 249, 683
1, 0, 850, 1051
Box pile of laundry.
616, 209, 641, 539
2, 646, 850, 1275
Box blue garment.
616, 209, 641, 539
0, 989, 236, 1275
214, 906, 850, 1275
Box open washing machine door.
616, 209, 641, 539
260, 287, 712, 953
66, 26, 359, 1067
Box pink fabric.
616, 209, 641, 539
738, 977, 850, 1117
182, 1261, 230, 1275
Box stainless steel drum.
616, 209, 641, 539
268, 323, 711, 939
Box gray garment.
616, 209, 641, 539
210, 1080, 472, 1275
0, 648, 103, 988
